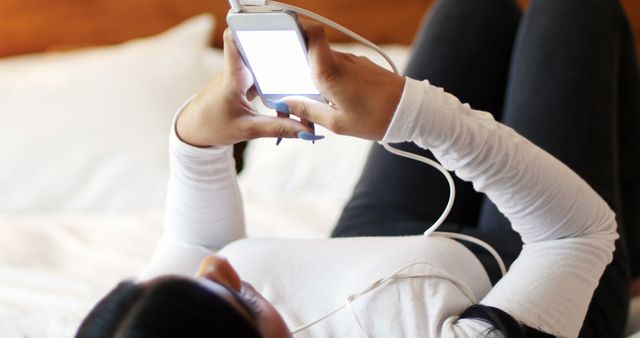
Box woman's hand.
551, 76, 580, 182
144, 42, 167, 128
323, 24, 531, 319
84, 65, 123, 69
276, 24, 406, 141
176, 29, 313, 147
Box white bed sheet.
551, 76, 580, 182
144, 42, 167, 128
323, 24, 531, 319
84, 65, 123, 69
0, 211, 163, 337
0, 25, 412, 335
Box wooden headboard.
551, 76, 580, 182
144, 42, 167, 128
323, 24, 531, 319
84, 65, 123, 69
1, 0, 638, 58
0, 0, 429, 58
2, 0, 637, 174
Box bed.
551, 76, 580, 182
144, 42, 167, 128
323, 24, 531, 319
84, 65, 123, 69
0, 1, 638, 337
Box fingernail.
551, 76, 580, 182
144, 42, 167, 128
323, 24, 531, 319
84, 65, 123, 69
276, 137, 283, 146
265, 99, 290, 114
297, 131, 325, 141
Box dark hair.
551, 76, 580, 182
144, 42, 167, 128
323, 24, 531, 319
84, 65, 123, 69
460, 304, 555, 338
78, 279, 554, 338
75, 278, 262, 338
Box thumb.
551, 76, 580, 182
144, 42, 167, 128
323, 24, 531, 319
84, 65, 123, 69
273, 97, 336, 129
244, 114, 312, 140
301, 23, 340, 86
222, 28, 248, 76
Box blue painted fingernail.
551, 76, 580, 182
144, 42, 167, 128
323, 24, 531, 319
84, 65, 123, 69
276, 137, 283, 146
265, 99, 290, 114
297, 131, 325, 141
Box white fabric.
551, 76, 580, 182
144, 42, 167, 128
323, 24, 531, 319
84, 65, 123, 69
0, 14, 218, 337
145, 78, 617, 337
0, 14, 214, 213
0, 34, 413, 337
384, 79, 618, 337
0, 211, 164, 338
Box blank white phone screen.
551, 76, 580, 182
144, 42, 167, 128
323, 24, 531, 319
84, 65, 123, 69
236, 30, 319, 95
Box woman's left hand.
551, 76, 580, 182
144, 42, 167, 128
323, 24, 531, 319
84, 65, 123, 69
278, 24, 405, 141
176, 29, 312, 147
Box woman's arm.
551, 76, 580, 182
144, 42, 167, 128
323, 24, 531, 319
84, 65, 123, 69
282, 25, 616, 338
385, 79, 617, 338
142, 29, 314, 279
141, 103, 245, 279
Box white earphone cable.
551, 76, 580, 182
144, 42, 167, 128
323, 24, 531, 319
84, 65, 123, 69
268, 1, 399, 75
289, 261, 478, 336
260, 0, 455, 238
230, 1, 507, 336
380, 143, 456, 237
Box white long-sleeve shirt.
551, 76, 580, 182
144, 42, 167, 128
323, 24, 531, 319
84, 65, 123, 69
143, 78, 617, 338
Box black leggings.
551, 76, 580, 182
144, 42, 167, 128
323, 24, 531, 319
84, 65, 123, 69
331, 0, 640, 337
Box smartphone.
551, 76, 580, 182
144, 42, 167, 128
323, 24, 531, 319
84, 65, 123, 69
226, 10, 324, 105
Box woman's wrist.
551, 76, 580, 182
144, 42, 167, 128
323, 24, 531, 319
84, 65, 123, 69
376, 75, 406, 140
176, 76, 228, 148
380, 77, 426, 144
176, 97, 215, 148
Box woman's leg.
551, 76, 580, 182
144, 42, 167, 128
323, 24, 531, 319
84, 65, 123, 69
332, 0, 521, 237
618, 15, 640, 279
477, 0, 635, 336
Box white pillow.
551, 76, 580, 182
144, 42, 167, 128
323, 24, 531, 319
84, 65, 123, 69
0, 14, 216, 213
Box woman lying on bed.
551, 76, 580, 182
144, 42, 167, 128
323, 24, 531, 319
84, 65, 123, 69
75, 0, 640, 337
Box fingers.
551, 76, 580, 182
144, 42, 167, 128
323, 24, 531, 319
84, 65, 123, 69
223, 28, 254, 96
281, 97, 336, 130
302, 119, 315, 135
275, 111, 289, 145
222, 28, 246, 75
244, 114, 313, 140
300, 23, 340, 86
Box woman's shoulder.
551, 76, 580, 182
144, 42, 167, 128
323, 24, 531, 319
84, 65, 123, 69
220, 236, 495, 337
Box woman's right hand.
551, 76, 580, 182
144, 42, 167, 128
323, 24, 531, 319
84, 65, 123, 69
177, 29, 313, 148
277, 24, 406, 141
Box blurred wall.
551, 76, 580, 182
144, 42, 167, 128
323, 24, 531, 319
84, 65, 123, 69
0, 0, 638, 58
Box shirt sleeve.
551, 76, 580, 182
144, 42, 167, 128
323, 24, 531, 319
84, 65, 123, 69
383, 78, 618, 338
141, 99, 246, 279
